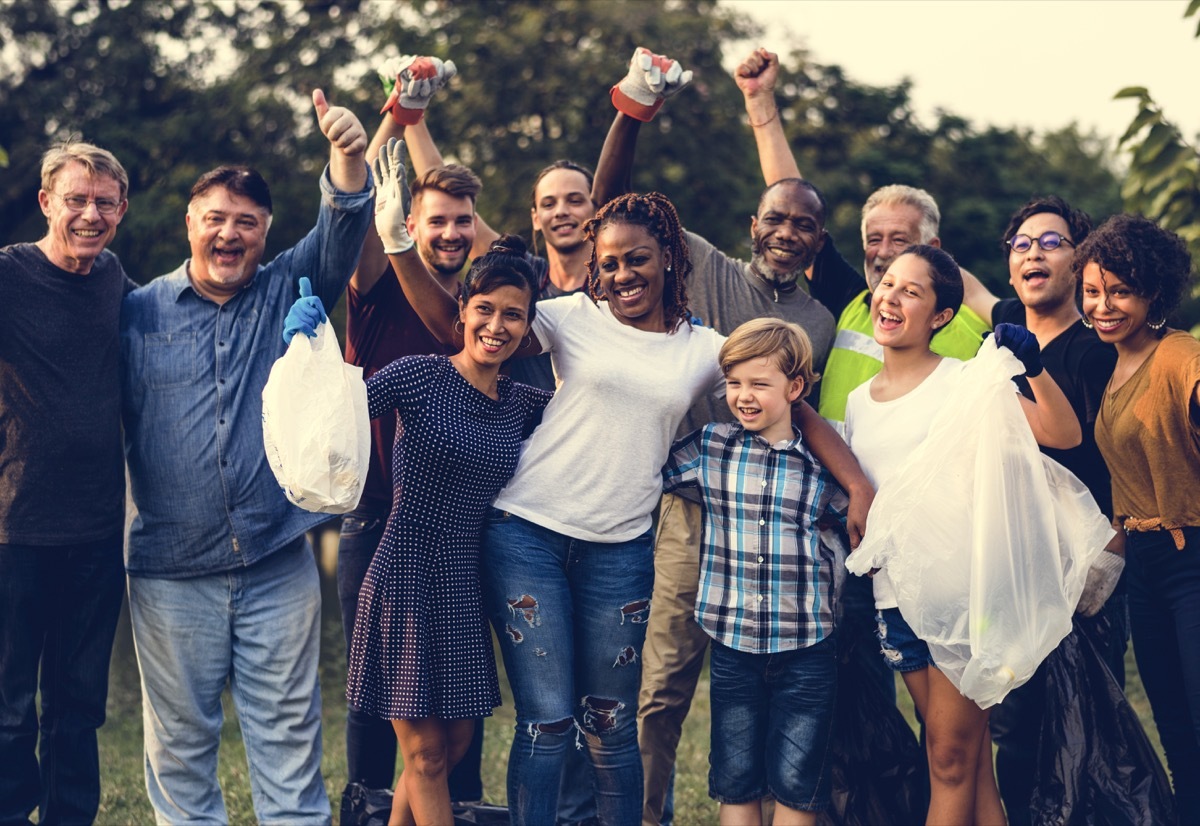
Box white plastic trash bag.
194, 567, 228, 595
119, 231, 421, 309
845, 338, 1113, 708
262, 323, 370, 514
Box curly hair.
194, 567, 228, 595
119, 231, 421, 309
1071, 214, 1194, 327
584, 192, 693, 333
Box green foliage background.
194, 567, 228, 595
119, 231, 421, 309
4, 0, 1173, 320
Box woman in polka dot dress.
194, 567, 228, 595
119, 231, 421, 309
283, 235, 550, 825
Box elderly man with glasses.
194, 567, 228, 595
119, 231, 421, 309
0, 140, 137, 826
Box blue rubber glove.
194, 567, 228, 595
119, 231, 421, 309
993, 322, 1043, 377
282, 277, 327, 344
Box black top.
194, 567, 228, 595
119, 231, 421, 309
808, 235, 867, 319
993, 297, 1116, 517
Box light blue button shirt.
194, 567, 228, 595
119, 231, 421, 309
121, 167, 372, 578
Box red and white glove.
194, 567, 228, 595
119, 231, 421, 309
379, 55, 457, 125
610, 47, 693, 122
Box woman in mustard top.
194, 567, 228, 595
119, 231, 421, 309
1076, 214, 1200, 820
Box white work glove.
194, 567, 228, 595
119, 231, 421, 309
372, 138, 413, 255
610, 47, 693, 122
379, 55, 457, 125
1075, 551, 1125, 618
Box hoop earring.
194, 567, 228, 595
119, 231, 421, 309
521, 332, 533, 348
1148, 316, 1167, 330
453, 318, 464, 335
1081, 316, 1094, 329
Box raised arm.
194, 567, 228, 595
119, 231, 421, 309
373, 138, 544, 358
735, 48, 801, 185
384, 56, 500, 258
350, 115, 405, 294
313, 88, 368, 194
592, 48, 693, 209
961, 267, 1000, 327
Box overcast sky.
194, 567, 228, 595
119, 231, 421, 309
724, 0, 1199, 145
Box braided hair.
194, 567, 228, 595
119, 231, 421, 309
584, 192, 693, 333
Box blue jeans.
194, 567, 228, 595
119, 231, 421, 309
127, 537, 331, 825
0, 534, 124, 826
708, 637, 837, 812
1126, 526, 1200, 822
337, 507, 485, 800
482, 510, 653, 826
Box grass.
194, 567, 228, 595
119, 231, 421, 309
91, 540, 1161, 825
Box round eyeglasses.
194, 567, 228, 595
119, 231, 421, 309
54, 193, 123, 215
1007, 231, 1074, 254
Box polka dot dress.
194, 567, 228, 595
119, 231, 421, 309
347, 355, 550, 720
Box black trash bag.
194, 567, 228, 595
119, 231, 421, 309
340, 783, 510, 826
817, 625, 930, 826
340, 783, 392, 826
1031, 618, 1177, 826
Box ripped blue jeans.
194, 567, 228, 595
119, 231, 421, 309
482, 509, 653, 826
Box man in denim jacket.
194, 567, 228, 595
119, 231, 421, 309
119, 89, 371, 825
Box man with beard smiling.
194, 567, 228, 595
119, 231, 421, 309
119, 89, 371, 825
0, 140, 134, 826
591, 46, 843, 826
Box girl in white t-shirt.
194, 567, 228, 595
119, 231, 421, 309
844, 244, 1080, 825
373, 134, 873, 824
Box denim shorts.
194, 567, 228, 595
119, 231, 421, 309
708, 635, 836, 812
875, 607, 935, 673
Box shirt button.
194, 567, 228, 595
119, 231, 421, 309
757, 595, 763, 602
219, 378, 226, 385
758, 556, 764, 563
219, 341, 226, 347
758, 518, 765, 526
219, 419, 225, 425
761, 480, 767, 487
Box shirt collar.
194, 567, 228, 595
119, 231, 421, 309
734, 421, 805, 453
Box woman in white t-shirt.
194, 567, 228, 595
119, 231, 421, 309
371, 136, 871, 824
844, 245, 1080, 825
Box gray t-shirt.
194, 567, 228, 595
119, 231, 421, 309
681, 231, 836, 435
0, 244, 134, 544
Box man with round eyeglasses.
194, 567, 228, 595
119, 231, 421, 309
0, 140, 137, 826
962, 195, 1127, 826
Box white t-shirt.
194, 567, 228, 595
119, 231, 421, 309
494, 293, 726, 543
844, 357, 964, 608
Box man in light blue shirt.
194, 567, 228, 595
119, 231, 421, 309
120, 90, 371, 825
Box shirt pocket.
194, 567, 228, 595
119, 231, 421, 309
143, 332, 200, 389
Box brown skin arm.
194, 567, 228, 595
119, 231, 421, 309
592, 112, 641, 208
736, 47, 802, 185
794, 402, 875, 548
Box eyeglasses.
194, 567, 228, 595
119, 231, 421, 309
53, 193, 123, 215
1007, 231, 1074, 254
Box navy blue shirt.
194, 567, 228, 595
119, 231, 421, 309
121, 168, 372, 577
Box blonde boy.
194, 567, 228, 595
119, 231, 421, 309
662, 318, 842, 825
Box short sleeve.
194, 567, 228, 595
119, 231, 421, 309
514, 381, 553, 439
366, 355, 434, 421
529, 293, 587, 355
662, 427, 706, 493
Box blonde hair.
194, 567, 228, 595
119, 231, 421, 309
719, 318, 819, 402
41, 140, 129, 200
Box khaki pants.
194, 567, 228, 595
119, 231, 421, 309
638, 492, 712, 826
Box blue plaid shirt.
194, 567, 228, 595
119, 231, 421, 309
121, 167, 372, 578
663, 421, 842, 653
